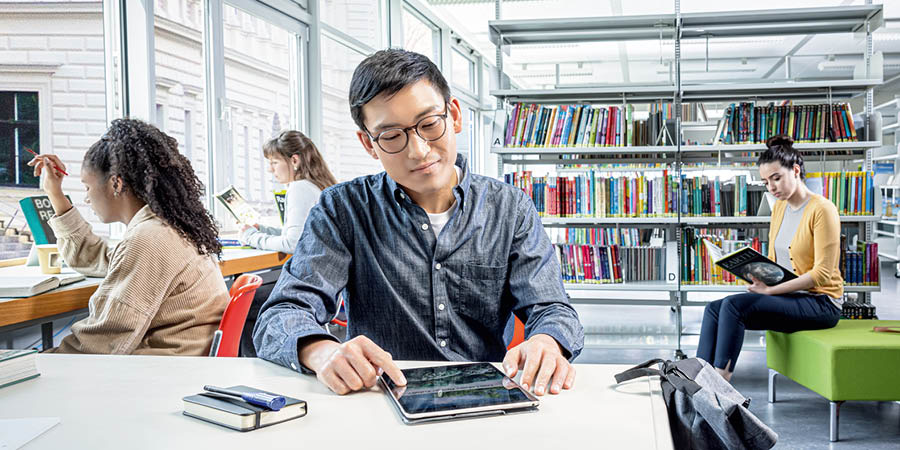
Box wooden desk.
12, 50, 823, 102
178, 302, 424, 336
0, 355, 673, 449
219, 248, 290, 277
0, 249, 290, 347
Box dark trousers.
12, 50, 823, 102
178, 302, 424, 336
697, 292, 840, 371
239, 281, 276, 358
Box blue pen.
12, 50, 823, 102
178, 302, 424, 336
203, 385, 286, 411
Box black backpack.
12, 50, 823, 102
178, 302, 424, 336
615, 358, 777, 450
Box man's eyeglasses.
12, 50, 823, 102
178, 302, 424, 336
365, 104, 449, 154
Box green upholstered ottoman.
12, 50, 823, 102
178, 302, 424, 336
766, 320, 900, 442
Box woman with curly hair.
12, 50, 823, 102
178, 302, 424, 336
27, 118, 229, 355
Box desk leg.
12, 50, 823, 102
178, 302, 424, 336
41, 322, 53, 350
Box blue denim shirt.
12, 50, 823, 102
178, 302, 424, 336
253, 154, 584, 373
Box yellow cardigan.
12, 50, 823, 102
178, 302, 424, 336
767, 194, 843, 299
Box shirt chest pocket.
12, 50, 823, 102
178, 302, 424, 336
447, 262, 508, 330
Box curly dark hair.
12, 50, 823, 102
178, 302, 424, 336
83, 118, 221, 256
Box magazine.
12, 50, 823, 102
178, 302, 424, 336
703, 239, 798, 286
215, 186, 261, 225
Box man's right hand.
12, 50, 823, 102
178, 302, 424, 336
299, 335, 406, 395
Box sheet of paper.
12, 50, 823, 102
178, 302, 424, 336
0, 417, 60, 450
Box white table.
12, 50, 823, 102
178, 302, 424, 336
0, 355, 673, 449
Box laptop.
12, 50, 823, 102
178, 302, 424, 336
379, 362, 539, 425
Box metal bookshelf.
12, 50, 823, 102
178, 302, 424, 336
489, 2, 884, 356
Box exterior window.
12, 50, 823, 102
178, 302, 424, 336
0, 92, 40, 188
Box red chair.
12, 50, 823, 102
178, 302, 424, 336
330, 296, 347, 328
209, 274, 263, 357
507, 316, 526, 350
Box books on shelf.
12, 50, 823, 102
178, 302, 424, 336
506, 171, 772, 218
841, 240, 879, 286
0, 349, 39, 390
681, 228, 768, 285
806, 171, 875, 215
506, 170, 677, 218
712, 102, 858, 145
554, 243, 666, 284
499, 101, 698, 148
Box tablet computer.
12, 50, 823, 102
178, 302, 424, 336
379, 362, 539, 425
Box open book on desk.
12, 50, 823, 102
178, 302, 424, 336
0, 270, 86, 297
703, 239, 797, 286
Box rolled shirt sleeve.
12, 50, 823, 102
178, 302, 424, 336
507, 192, 585, 361
252, 195, 347, 373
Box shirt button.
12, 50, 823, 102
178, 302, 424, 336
435, 263, 442, 270
438, 303, 445, 311
400, 193, 405, 199
421, 223, 429, 231
440, 340, 447, 348
290, 362, 297, 371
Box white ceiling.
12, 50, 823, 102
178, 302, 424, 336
426, 0, 900, 93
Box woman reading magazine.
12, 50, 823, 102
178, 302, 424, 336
697, 135, 843, 382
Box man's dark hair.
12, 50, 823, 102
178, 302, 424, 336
758, 134, 805, 179
349, 48, 451, 131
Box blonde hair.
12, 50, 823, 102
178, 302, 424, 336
263, 130, 338, 191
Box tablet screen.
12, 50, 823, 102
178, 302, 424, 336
382, 362, 537, 416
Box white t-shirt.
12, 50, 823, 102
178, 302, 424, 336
427, 166, 462, 239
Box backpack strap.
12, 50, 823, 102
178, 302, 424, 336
614, 358, 666, 384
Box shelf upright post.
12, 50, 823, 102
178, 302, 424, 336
864, 1, 875, 303
495, 0, 505, 179
673, 0, 685, 359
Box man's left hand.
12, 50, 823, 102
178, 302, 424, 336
502, 333, 575, 396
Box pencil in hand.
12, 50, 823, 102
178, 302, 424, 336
25, 147, 69, 176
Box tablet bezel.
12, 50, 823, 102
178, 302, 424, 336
379, 362, 540, 421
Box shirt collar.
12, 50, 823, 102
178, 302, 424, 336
125, 204, 156, 232
389, 153, 471, 208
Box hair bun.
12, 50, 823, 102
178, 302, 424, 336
766, 134, 794, 148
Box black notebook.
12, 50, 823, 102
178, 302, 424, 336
183, 385, 307, 432
703, 239, 798, 286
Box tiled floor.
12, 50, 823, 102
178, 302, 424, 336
574, 262, 900, 449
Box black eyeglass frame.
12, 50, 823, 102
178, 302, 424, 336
363, 103, 451, 154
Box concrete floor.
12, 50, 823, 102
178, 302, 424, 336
574, 261, 900, 448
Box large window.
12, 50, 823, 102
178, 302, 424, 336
0, 92, 40, 188
220, 4, 297, 228
402, 6, 440, 65
0, 0, 108, 233
320, 0, 382, 49
321, 35, 382, 181
153, 0, 209, 206
451, 48, 475, 94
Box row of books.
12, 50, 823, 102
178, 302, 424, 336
501, 103, 682, 148
554, 244, 666, 284
713, 102, 858, 145
807, 172, 875, 216
681, 228, 768, 285
548, 227, 662, 249
841, 240, 879, 286
507, 170, 876, 217
506, 171, 759, 217
840, 302, 877, 320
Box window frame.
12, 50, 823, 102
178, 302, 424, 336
0, 69, 54, 190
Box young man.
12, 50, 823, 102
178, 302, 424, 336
254, 49, 584, 396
